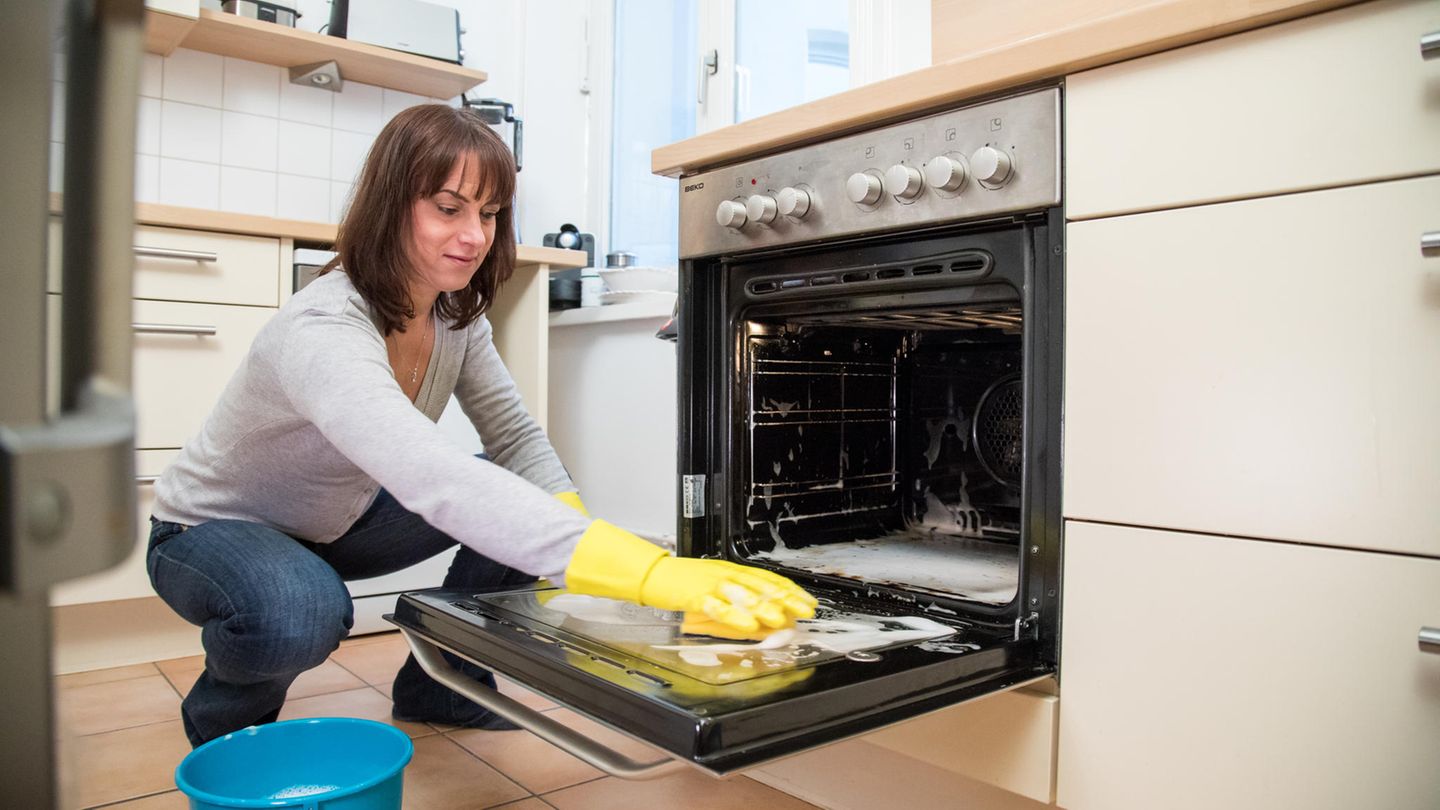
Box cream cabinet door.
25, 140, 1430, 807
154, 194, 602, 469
133, 299, 275, 449
1066, 0, 1440, 219
1057, 521, 1440, 810
1064, 175, 1440, 557
47, 222, 282, 307
50, 450, 179, 606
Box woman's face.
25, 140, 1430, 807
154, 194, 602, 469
406, 157, 501, 298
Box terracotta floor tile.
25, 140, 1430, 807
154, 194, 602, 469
288, 659, 367, 700
278, 686, 435, 738
497, 675, 557, 711
374, 680, 394, 700
58, 674, 181, 737
57, 662, 159, 689
329, 634, 411, 685
96, 789, 190, 808
67, 720, 191, 809
401, 734, 529, 810
448, 726, 602, 794
543, 771, 821, 810
153, 655, 204, 696
489, 799, 554, 810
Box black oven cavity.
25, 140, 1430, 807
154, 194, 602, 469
679, 213, 1062, 631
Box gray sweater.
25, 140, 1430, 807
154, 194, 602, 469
152, 270, 589, 577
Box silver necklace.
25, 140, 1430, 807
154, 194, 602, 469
391, 314, 432, 385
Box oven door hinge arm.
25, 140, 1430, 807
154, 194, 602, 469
1013, 611, 1040, 642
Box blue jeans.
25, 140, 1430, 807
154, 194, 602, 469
147, 471, 537, 747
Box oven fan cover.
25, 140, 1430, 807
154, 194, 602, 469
972, 372, 1023, 490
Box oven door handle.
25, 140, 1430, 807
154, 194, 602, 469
396, 627, 689, 780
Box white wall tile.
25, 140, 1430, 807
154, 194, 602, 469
219, 166, 277, 217
159, 158, 221, 209
140, 53, 164, 99
332, 82, 384, 134
135, 154, 161, 203
222, 57, 281, 117
276, 120, 331, 178
51, 82, 66, 143
220, 111, 278, 171
137, 97, 162, 156
382, 89, 429, 124
162, 49, 224, 107
330, 181, 353, 224
330, 129, 372, 183
49, 142, 64, 194
279, 80, 333, 126
276, 174, 331, 222
160, 101, 223, 163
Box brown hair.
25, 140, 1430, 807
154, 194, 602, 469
323, 104, 517, 335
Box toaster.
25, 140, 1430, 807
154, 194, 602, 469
328, 0, 463, 65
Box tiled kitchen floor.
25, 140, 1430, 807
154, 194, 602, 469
56, 631, 821, 810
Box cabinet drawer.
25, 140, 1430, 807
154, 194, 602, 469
1066, 0, 1440, 219
1056, 521, 1440, 810
47, 222, 281, 306
133, 299, 274, 449
1064, 175, 1440, 557
50, 449, 179, 607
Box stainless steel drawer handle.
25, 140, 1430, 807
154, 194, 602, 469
1421, 627, 1440, 655
1423, 231, 1440, 256
135, 475, 159, 485
131, 323, 218, 336
397, 628, 687, 780
1423, 30, 1440, 60
132, 246, 219, 262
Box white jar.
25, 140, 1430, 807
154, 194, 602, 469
579, 269, 603, 307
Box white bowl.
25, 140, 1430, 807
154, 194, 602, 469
599, 266, 678, 293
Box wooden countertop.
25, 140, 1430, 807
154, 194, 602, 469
651, 0, 1360, 177
129, 203, 588, 269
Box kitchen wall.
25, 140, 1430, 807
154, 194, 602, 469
48, 0, 595, 247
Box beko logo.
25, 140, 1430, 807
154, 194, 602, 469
683, 182, 705, 192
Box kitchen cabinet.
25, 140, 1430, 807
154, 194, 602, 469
1066, 0, 1440, 219
1054, 2, 1440, 807
1056, 521, 1440, 810
1064, 174, 1440, 558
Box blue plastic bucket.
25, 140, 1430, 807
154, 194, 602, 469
175, 718, 413, 810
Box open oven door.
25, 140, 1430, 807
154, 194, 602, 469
387, 582, 1052, 779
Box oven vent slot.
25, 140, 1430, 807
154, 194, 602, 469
745, 250, 993, 297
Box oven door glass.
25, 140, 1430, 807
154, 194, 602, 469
389, 583, 1051, 776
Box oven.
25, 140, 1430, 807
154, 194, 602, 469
390, 86, 1063, 780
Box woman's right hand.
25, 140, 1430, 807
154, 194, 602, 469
564, 519, 816, 634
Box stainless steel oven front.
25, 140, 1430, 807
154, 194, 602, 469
390, 86, 1063, 780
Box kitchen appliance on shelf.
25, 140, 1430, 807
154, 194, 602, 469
221, 0, 299, 27
391, 87, 1063, 778
2, 0, 143, 805
327, 0, 463, 64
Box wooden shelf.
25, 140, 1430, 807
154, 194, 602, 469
144, 8, 486, 99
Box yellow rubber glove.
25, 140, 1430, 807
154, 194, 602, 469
553, 491, 589, 516
564, 520, 818, 634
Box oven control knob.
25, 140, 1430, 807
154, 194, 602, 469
777, 187, 812, 219
971, 146, 1014, 186
846, 172, 883, 205
715, 199, 747, 229
884, 164, 924, 200
923, 155, 967, 192
745, 194, 778, 225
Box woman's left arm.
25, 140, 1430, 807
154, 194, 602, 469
453, 315, 574, 494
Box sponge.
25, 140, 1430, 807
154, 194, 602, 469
680, 612, 780, 641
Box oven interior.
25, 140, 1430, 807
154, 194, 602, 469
734, 291, 1026, 610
